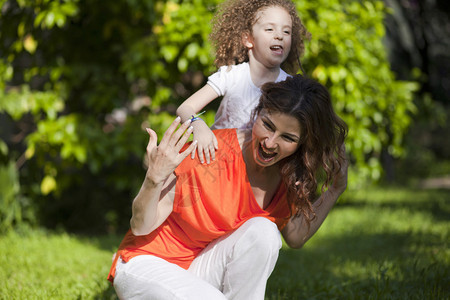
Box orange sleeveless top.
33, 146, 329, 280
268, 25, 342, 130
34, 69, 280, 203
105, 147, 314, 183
108, 129, 291, 282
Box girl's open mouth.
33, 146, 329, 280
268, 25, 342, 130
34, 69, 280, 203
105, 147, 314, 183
270, 45, 283, 54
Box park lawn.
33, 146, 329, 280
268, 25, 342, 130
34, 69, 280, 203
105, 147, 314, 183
0, 186, 449, 299
267, 186, 450, 299
0, 229, 119, 299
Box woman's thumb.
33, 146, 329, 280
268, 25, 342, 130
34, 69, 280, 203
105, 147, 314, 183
146, 128, 157, 149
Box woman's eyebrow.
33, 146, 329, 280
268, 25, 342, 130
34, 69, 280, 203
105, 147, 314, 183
262, 116, 274, 125
284, 132, 300, 141
263, 116, 300, 141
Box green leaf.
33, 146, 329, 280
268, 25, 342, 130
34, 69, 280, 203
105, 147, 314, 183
41, 175, 57, 195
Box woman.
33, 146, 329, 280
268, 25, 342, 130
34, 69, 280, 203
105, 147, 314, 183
108, 75, 348, 299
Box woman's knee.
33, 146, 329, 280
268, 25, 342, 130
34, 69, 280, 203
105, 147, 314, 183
237, 217, 282, 255
114, 255, 226, 300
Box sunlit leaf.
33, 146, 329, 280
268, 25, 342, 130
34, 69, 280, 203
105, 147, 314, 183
23, 34, 37, 54
41, 176, 57, 195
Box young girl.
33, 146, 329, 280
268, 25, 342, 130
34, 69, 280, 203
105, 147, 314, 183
176, 0, 310, 164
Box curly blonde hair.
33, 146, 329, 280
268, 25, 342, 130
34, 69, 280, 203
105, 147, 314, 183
210, 0, 310, 75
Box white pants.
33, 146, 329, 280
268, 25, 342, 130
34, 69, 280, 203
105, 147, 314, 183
113, 217, 282, 300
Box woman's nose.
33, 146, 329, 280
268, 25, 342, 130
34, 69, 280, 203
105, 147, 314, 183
264, 136, 278, 149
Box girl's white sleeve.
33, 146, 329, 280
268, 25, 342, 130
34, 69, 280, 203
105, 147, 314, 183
207, 65, 233, 97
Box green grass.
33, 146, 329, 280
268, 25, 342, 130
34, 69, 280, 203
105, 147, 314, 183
267, 186, 450, 299
1, 186, 449, 299
0, 230, 119, 299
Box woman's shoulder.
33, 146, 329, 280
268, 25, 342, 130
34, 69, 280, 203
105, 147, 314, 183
213, 128, 240, 150
213, 128, 250, 150
175, 129, 242, 176
235, 129, 251, 150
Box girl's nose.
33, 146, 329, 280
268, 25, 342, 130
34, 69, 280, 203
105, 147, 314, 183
274, 30, 283, 40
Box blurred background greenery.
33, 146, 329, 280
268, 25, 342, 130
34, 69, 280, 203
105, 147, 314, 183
0, 0, 449, 235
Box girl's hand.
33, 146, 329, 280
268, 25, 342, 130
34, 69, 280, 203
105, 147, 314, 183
145, 117, 197, 184
191, 121, 219, 164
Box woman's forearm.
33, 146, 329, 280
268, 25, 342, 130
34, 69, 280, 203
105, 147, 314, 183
283, 149, 349, 248
130, 117, 196, 236
130, 175, 165, 236
282, 188, 341, 248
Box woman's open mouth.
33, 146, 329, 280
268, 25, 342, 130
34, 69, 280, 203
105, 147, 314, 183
257, 143, 277, 162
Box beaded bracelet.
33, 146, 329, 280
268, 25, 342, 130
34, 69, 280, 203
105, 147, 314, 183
190, 111, 206, 123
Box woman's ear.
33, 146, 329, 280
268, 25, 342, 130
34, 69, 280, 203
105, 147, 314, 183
242, 32, 254, 48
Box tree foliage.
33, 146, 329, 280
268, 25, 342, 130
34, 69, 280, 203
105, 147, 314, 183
0, 0, 417, 233
297, 0, 418, 182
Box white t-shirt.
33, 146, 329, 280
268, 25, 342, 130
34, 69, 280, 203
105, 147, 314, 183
207, 62, 289, 129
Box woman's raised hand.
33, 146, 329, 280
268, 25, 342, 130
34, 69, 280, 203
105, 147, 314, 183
330, 144, 348, 197
145, 117, 197, 185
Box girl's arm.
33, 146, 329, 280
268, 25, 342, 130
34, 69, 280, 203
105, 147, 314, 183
176, 84, 220, 164
176, 84, 219, 122
281, 153, 349, 248
130, 117, 197, 236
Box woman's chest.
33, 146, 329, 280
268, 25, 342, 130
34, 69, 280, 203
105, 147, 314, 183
249, 176, 281, 210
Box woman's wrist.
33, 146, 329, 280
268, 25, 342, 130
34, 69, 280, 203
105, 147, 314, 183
144, 171, 166, 187
328, 183, 346, 200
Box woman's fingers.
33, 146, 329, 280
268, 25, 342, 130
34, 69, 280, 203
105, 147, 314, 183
153, 116, 219, 165
338, 144, 348, 171
331, 143, 348, 194
171, 119, 193, 148
159, 116, 182, 148
179, 140, 198, 162
174, 124, 194, 152
146, 128, 158, 153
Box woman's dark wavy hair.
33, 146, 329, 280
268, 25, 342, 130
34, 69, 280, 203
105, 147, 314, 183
210, 0, 311, 75
251, 75, 348, 224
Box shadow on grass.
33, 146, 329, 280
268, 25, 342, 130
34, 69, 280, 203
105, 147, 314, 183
96, 283, 118, 300
267, 229, 449, 299
266, 187, 450, 299
338, 187, 450, 222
